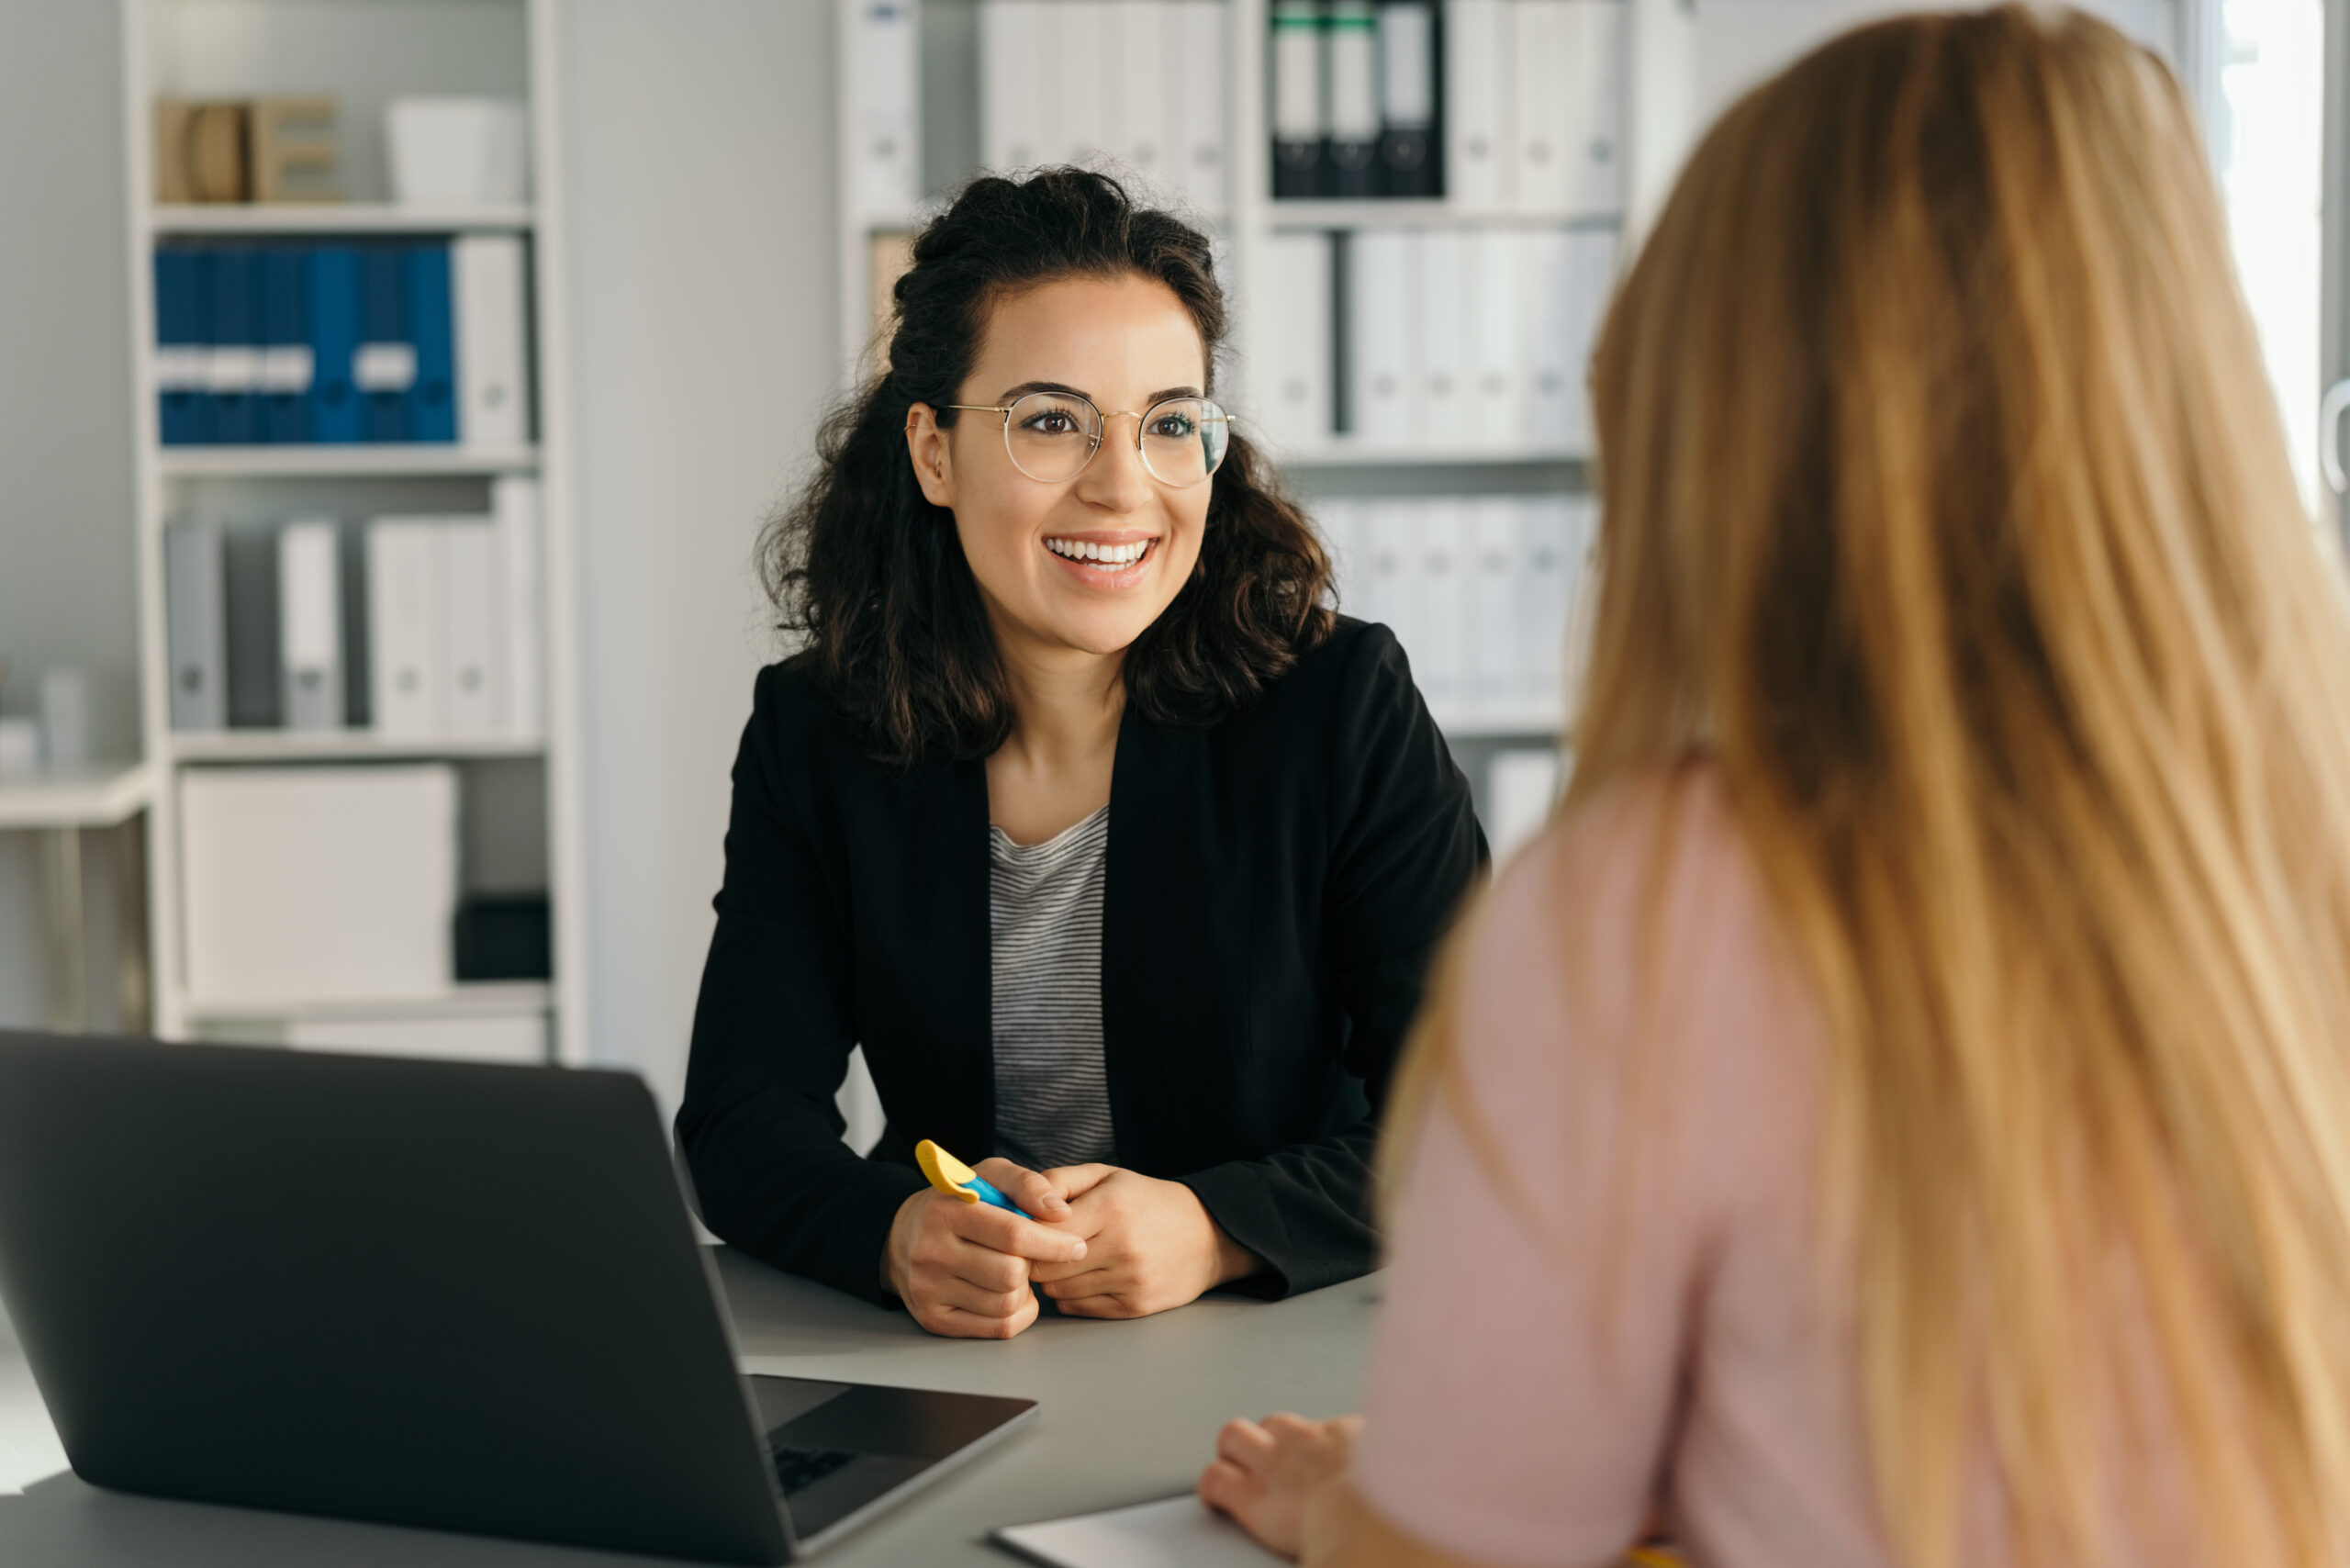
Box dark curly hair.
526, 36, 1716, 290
759, 168, 1336, 765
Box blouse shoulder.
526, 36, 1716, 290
1448, 765, 1826, 1222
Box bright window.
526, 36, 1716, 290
2213, 0, 2326, 514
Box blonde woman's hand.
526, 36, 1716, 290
1197, 1413, 1362, 1560
1025, 1164, 1260, 1317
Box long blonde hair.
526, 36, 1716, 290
1410, 8, 2350, 1564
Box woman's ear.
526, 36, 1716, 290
904, 404, 955, 508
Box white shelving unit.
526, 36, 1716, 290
117, 0, 589, 1065
157, 445, 542, 477
151, 202, 536, 235
834, 0, 1697, 847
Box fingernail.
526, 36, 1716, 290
1072, 1242, 1087, 1259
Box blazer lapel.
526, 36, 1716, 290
1102, 708, 1190, 1169
922, 755, 996, 1156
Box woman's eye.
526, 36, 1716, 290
1149, 415, 1196, 439
1024, 412, 1080, 435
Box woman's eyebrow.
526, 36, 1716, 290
998, 379, 1091, 401
995, 380, 1207, 405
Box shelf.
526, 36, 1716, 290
1433, 711, 1566, 739
170, 732, 545, 764
182, 981, 554, 1025
1274, 443, 1587, 467
0, 763, 152, 831
157, 445, 540, 478
1266, 202, 1623, 231
149, 203, 535, 236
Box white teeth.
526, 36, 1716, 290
1046, 538, 1151, 567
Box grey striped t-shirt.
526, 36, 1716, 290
988, 805, 1116, 1172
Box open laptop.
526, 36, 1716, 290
0, 1030, 1035, 1563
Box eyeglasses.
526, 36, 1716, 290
942, 390, 1231, 487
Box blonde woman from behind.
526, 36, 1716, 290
1195, 7, 2350, 1567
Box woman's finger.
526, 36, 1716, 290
975, 1157, 1070, 1218
1032, 1263, 1116, 1295
1197, 1458, 1257, 1512
929, 1295, 1038, 1340
950, 1196, 1090, 1263
1216, 1417, 1276, 1467
1040, 1162, 1119, 1202
923, 1271, 1032, 1319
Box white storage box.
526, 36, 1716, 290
289, 1011, 548, 1064
386, 97, 530, 206
180, 765, 458, 1005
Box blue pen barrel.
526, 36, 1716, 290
963, 1175, 1031, 1219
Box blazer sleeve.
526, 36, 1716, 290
1178, 624, 1488, 1296
675, 669, 927, 1305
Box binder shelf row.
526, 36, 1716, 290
162, 477, 545, 750
1268, 0, 1624, 209
1256, 225, 1615, 454
1319, 491, 1593, 733
152, 234, 532, 450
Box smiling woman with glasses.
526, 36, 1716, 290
675, 168, 1484, 1339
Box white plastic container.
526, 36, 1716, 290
179, 765, 458, 1004
386, 97, 531, 206
0, 718, 38, 779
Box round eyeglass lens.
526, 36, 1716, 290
1003, 391, 1104, 483
1139, 398, 1230, 487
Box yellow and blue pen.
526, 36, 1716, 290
914, 1138, 1033, 1219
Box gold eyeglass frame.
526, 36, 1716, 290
939, 391, 1230, 487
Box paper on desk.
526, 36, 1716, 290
991, 1493, 1284, 1568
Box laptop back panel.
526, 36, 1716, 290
0, 1032, 793, 1566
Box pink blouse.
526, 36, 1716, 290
1350, 770, 2221, 1567
1351, 772, 1889, 1566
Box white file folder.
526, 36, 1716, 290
1259, 231, 1334, 448
453, 234, 530, 454
1316, 498, 1362, 607
1513, 0, 1573, 211
1348, 229, 1424, 444
1414, 499, 1470, 711
1466, 497, 1521, 711
1361, 498, 1416, 645
368, 518, 449, 737
1518, 493, 1578, 709
165, 518, 227, 732
1060, 0, 1112, 165
1112, 0, 1170, 184
1565, 0, 1627, 213
443, 519, 499, 735
493, 476, 544, 738
1418, 230, 1472, 447
1465, 230, 1523, 447
278, 519, 344, 732
981, 0, 1046, 169
1445, 0, 1512, 208
1177, 0, 1229, 215
1524, 229, 1572, 447
852, 0, 920, 218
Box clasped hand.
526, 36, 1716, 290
882, 1158, 1258, 1339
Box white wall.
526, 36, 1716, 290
0, 0, 138, 1032
555, 0, 844, 1114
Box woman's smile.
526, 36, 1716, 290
1043, 530, 1158, 587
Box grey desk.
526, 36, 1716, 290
0, 1249, 1377, 1566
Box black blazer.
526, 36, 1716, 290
677, 618, 1486, 1305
